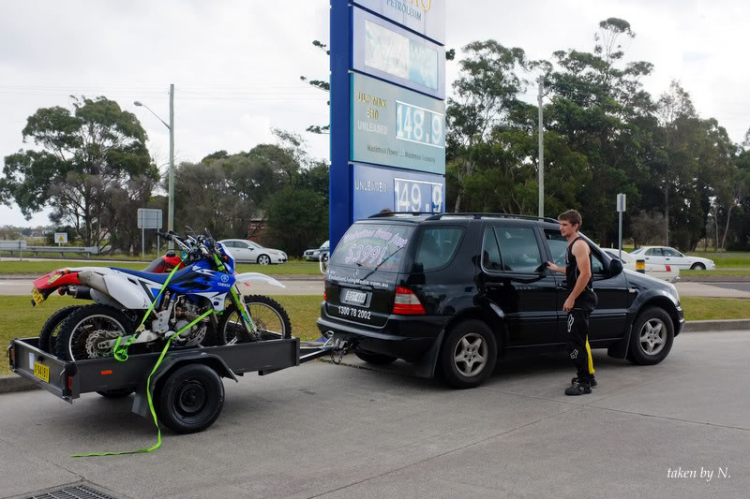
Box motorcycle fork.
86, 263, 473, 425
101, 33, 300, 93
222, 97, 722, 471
230, 285, 256, 337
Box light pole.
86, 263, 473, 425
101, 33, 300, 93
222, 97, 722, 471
134, 83, 175, 249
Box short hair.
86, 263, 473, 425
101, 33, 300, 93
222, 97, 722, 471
558, 209, 582, 228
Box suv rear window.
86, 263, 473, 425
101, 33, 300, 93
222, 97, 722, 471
415, 227, 465, 271
330, 223, 415, 272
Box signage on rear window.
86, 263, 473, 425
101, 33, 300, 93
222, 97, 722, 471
331, 223, 414, 273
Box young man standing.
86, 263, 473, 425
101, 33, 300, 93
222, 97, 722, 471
547, 210, 598, 395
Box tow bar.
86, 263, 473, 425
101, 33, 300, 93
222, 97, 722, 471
299, 335, 352, 365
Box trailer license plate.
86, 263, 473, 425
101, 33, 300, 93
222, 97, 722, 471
34, 361, 50, 383
31, 287, 45, 306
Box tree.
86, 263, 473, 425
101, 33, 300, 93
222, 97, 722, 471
446, 40, 529, 212
1, 96, 157, 248
300, 40, 331, 135
266, 186, 328, 257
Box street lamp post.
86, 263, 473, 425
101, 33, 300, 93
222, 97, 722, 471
134, 83, 175, 249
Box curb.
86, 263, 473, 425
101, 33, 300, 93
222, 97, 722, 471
0, 374, 40, 395
681, 319, 750, 332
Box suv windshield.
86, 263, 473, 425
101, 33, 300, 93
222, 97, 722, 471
330, 223, 415, 272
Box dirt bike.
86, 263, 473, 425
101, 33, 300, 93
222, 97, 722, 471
31, 230, 292, 360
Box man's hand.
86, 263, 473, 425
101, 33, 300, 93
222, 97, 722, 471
547, 262, 563, 273
563, 296, 575, 312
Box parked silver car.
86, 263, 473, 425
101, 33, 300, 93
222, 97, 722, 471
220, 239, 287, 265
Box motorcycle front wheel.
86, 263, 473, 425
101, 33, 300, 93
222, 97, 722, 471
219, 295, 292, 345
54, 304, 133, 361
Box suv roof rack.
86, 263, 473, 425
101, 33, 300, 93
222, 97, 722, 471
424, 212, 559, 223
367, 211, 434, 218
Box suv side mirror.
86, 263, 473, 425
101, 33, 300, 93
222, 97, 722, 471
609, 258, 623, 277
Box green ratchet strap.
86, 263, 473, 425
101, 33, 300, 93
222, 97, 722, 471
72, 309, 213, 457
113, 261, 183, 362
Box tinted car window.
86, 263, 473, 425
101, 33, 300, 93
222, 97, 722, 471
545, 230, 604, 274
415, 227, 465, 271
331, 223, 415, 272
482, 228, 503, 270
495, 227, 542, 272
646, 248, 662, 256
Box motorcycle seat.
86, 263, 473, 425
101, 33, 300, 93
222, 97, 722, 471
111, 266, 193, 284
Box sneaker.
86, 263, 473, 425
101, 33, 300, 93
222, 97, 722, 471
571, 376, 597, 388
565, 381, 592, 396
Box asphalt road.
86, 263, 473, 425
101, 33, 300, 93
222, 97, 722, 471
1, 330, 748, 499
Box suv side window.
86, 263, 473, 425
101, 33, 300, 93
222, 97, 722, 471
482, 228, 503, 270
415, 227, 465, 271
494, 227, 542, 272
544, 230, 605, 274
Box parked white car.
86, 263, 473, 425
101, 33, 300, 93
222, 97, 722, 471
303, 240, 329, 262
219, 239, 287, 265
629, 246, 715, 270
602, 248, 679, 282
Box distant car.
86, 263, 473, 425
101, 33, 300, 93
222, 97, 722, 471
602, 248, 679, 282
303, 240, 329, 261
219, 239, 287, 265
630, 246, 715, 270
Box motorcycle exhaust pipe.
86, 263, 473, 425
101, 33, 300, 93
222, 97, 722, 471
73, 286, 92, 300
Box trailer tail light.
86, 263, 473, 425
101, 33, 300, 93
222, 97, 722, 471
393, 287, 426, 315
67, 376, 73, 390
101, 370, 113, 376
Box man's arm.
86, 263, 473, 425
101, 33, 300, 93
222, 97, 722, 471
563, 241, 592, 311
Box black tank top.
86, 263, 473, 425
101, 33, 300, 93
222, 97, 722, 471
565, 237, 597, 310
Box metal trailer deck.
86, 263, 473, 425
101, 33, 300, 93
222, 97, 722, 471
7, 336, 335, 433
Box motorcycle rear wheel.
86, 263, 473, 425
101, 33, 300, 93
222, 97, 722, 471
54, 304, 133, 361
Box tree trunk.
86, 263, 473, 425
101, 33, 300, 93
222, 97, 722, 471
721, 205, 733, 250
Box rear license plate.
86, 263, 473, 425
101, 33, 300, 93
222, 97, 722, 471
31, 287, 45, 306
34, 361, 50, 383
341, 289, 368, 306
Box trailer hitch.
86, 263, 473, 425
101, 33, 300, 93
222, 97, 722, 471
329, 337, 352, 365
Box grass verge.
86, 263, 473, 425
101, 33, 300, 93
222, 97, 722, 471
680, 297, 750, 321
0, 260, 322, 276
0, 295, 322, 375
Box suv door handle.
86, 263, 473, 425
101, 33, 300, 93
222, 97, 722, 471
557, 281, 567, 288
486, 282, 505, 288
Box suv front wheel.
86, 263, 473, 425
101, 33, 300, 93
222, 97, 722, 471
628, 307, 674, 365
440, 320, 498, 389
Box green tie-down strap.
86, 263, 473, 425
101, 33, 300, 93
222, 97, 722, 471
72, 309, 213, 457
114, 261, 184, 362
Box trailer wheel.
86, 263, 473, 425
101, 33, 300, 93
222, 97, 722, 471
157, 364, 224, 434
96, 388, 135, 398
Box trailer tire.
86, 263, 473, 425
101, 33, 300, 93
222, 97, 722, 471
157, 364, 224, 434
96, 388, 135, 398
38, 305, 82, 353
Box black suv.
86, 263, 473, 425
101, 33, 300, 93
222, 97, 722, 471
317, 213, 684, 388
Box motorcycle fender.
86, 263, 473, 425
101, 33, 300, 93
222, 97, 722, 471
102, 274, 152, 309
234, 272, 285, 289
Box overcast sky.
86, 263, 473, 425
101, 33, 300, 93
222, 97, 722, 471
1, 0, 748, 227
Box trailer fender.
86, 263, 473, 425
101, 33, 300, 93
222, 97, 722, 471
132, 353, 238, 418
234, 272, 285, 289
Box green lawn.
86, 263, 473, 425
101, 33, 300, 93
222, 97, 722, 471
0, 260, 322, 276
0, 295, 323, 375
680, 297, 750, 321
681, 270, 750, 277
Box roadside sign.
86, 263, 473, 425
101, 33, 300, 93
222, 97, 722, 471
617, 193, 626, 213
54, 232, 68, 245
137, 209, 163, 229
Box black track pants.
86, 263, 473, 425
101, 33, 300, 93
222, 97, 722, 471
566, 309, 595, 381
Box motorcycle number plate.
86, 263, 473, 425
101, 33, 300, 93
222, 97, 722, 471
33, 361, 50, 383
31, 287, 45, 306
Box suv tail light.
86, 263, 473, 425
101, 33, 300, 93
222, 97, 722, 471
393, 286, 426, 315
323, 290, 327, 301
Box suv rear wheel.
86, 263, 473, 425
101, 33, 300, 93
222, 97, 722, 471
628, 307, 674, 365
440, 320, 497, 389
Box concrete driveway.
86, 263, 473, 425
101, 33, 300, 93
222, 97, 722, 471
1, 330, 748, 499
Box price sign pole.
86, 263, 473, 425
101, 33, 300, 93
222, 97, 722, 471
617, 194, 626, 260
